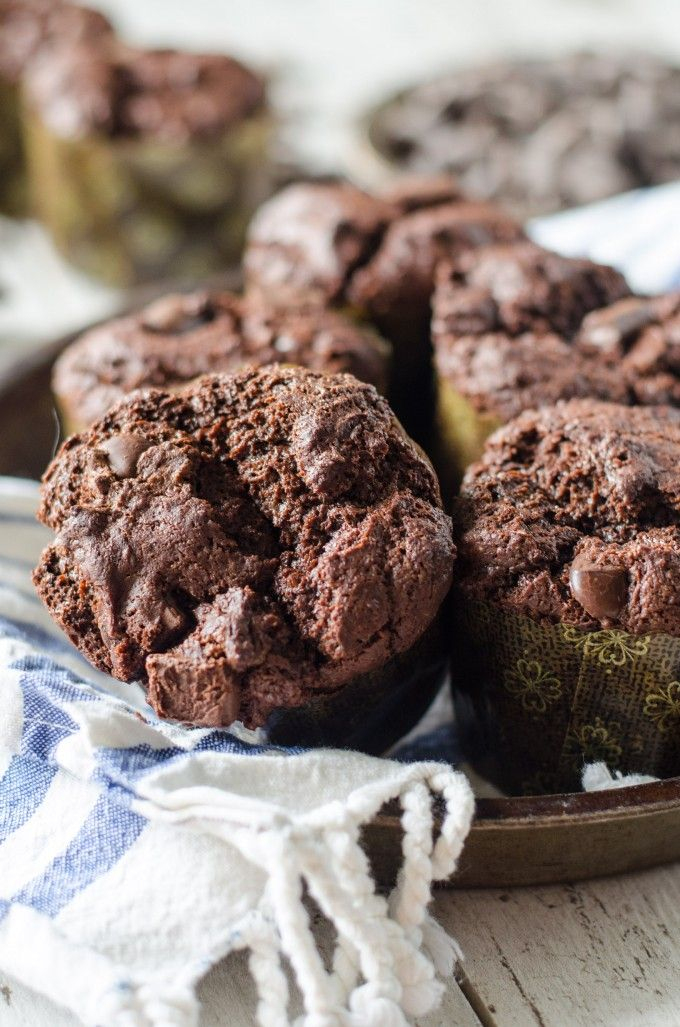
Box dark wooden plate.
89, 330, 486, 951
3, 327, 680, 888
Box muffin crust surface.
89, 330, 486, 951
456, 400, 680, 635
53, 290, 391, 428
433, 241, 633, 420
35, 367, 454, 726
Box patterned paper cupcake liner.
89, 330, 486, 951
434, 380, 502, 493
452, 598, 680, 794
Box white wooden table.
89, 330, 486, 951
4, 860, 680, 1026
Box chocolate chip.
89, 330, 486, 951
141, 294, 215, 333
569, 558, 627, 620
99, 433, 152, 477
579, 298, 659, 354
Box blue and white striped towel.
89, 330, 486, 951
0, 479, 475, 1027
2, 182, 680, 1027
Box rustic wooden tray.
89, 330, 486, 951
3, 329, 680, 888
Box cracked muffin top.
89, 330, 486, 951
53, 289, 391, 428
34, 366, 454, 727
455, 400, 680, 635
433, 240, 634, 419
24, 39, 265, 141
244, 177, 523, 324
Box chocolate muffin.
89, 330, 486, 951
453, 400, 680, 793
52, 289, 392, 433
23, 39, 270, 284
34, 366, 454, 749
0, 0, 112, 214
368, 52, 680, 219
432, 240, 632, 484
245, 177, 524, 440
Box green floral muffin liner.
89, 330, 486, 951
0, 79, 28, 215
23, 106, 273, 285
435, 380, 502, 493
452, 598, 680, 794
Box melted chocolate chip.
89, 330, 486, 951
579, 297, 660, 354
99, 433, 152, 477
569, 559, 628, 621
141, 294, 216, 334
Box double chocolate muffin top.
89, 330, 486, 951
53, 290, 391, 428
25, 41, 265, 141
455, 400, 680, 636
245, 177, 524, 321
370, 53, 680, 218
433, 241, 635, 419
34, 367, 454, 727
0, 0, 112, 84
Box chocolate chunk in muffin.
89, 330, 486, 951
34, 366, 454, 729
577, 292, 680, 406
53, 290, 391, 431
455, 400, 680, 635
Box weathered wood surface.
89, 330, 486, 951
5, 862, 680, 1026
444, 863, 680, 1026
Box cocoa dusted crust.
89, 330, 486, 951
34, 366, 454, 727
0, 1, 112, 84
455, 400, 680, 635
244, 177, 523, 320
433, 241, 633, 419
53, 290, 391, 428
25, 39, 265, 141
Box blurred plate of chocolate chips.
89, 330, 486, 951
362, 52, 680, 220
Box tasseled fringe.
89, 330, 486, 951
217, 767, 474, 1027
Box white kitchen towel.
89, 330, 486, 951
0, 479, 475, 1027
529, 179, 680, 294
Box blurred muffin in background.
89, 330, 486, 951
245, 176, 524, 440
368, 53, 680, 219
23, 39, 272, 285
53, 289, 391, 434
0, 0, 112, 215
